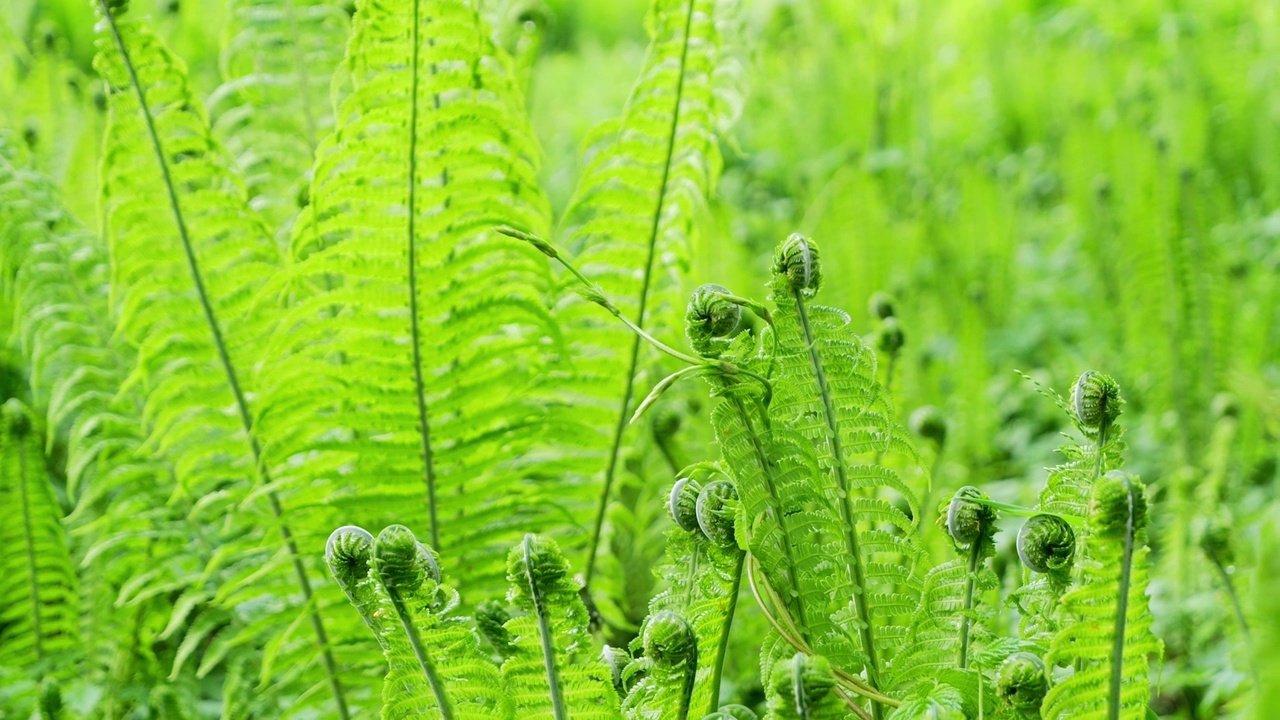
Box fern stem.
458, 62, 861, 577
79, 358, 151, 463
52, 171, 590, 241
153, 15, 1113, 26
706, 550, 744, 715
387, 593, 455, 720
957, 533, 982, 669
1108, 474, 1137, 720
790, 289, 883, 706
524, 536, 568, 720
404, 0, 441, 550
730, 396, 810, 635
585, 0, 698, 587
15, 434, 43, 661
1204, 546, 1255, 678
98, 7, 349, 717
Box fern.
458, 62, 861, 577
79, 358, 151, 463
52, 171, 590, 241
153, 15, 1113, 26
1042, 471, 1161, 720
253, 0, 559, 598
0, 400, 78, 684
210, 0, 349, 238
93, 3, 353, 714
766, 235, 924, 697
765, 654, 847, 720
504, 534, 621, 720
327, 525, 510, 720
552, 0, 741, 585
624, 471, 744, 718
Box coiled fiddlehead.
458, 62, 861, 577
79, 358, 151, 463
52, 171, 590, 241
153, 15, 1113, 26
371, 525, 454, 720
774, 234, 822, 297
994, 651, 1049, 712
670, 476, 705, 533
945, 486, 995, 548
908, 405, 947, 449
325, 525, 376, 606
767, 653, 837, 720
1017, 514, 1076, 582
695, 480, 740, 549
1071, 370, 1122, 435
687, 283, 743, 358
867, 292, 895, 321
1088, 470, 1148, 539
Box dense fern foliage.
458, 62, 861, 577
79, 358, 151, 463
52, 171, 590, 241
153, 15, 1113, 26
0, 0, 1275, 718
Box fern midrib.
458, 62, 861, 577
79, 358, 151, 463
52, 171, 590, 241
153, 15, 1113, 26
405, 0, 442, 550
586, 0, 698, 586
16, 434, 44, 661
791, 291, 881, 699
728, 395, 810, 638
706, 550, 744, 715
389, 592, 455, 720
957, 538, 981, 669
1108, 476, 1137, 720
524, 536, 568, 720
98, 7, 349, 717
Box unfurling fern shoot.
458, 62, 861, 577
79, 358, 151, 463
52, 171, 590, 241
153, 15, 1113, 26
945, 486, 997, 669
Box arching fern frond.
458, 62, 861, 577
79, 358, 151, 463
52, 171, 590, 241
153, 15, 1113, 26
93, 4, 354, 715
210, 0, 349, 237
254, 0, 559, 599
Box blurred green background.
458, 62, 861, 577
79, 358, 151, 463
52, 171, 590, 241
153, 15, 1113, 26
2, 0, 1276, 716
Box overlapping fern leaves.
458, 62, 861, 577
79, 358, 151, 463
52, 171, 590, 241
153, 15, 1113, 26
551, 0, 741, 583
210, 0, 349, 238
254, 0, 559, 599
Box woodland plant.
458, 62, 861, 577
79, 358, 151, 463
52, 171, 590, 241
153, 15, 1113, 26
0, 0, 1271, 718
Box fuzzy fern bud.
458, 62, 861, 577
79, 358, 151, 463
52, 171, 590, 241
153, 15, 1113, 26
372, 525, 440, 596
946, 486, 995, 547
602, 645, 630, 697
642, 611, 698, 668
325, 525, 375, 593
1071, 370, 1122, 430
995, 652, 1049, 710
768, 652, 835, 700
475, 600, 515, 657
686, 283, 742, 357
1088, 470, 1147, 538
695, 480, 740, 548
876, 316, 905, 354
868, 291, 896, 320
909, 405, 947, 448
1016, 514, 1076, 575
669, 477, 704, 533
773, 233, 822, 296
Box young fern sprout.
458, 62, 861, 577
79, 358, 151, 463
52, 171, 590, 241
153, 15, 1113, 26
994, 651, 1049, 713
1016, 514, 1077, 586
509, 534, 573, 720
767, 653, 860, 720
695, 480, 740, 549
945, 486, 997, 669
1072, 370, 1123, 479
496, 226, 773, 419
372, 525, 455, 720
475, 600, 516, 659
701, 704, 758, 720
642, 611, 700, 720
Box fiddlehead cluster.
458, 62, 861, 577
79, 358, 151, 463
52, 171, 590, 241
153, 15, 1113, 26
687, 283, 743, 358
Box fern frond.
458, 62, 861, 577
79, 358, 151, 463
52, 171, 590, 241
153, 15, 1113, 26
253, 0, 559, 598
503, 534, 621, 720
766, 236, 925, 692
765, 653, 847, 720
0, 401, 78, 674
626, 504, 744, 719
211, 0, 349, 236
93, 4, 355, 714
1042, 472, 1161, 720
551, 0, 742, 583
327, 525, 509, 720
